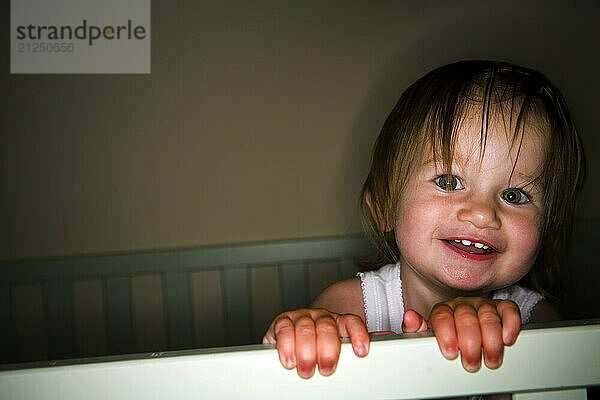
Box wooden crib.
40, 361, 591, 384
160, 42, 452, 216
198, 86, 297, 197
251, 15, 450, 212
2, 219, 599, 366
0, 235, 374, 364
1, 225, 599, 398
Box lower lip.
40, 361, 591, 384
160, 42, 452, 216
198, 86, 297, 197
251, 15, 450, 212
442, 240, 498, 261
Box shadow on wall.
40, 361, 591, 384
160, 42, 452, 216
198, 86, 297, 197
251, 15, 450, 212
336, 2, 598, 218
564, 218, 600, 320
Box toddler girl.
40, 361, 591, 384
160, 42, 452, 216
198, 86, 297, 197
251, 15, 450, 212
263, 60, 585, 382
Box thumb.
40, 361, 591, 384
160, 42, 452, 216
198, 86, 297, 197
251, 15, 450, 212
402, 309, 429, 333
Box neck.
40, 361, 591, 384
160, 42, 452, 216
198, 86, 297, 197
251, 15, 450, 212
399, 260, 492, 319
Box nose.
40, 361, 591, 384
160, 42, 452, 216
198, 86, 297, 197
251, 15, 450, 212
456, 195, 501, 230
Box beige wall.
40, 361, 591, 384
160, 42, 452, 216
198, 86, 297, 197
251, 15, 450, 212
2, 1, 599, 260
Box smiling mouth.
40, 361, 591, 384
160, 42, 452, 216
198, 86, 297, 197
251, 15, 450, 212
445, 239, 495, 255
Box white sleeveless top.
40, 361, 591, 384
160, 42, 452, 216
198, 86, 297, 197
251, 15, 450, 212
358, 263, 543, 333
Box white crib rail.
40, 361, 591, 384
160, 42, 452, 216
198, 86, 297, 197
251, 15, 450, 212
1, 321, 598, 400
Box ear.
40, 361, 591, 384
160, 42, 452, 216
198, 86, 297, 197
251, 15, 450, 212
365, 189, 374, 213
365, 190, 392, 232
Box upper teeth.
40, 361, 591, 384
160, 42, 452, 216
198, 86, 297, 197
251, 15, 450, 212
454, 239, 489, 250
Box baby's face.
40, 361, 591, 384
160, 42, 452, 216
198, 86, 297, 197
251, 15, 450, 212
395, 116, 546, 294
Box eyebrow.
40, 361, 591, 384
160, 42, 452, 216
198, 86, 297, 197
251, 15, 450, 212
512, 172, 536, 181
510, 172, 543, 189
421, 157, 435, 166
420, 153, 470, 167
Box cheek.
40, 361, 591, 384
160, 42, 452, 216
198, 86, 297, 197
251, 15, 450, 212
506, 212, 543, 268
395, 195, 446, 249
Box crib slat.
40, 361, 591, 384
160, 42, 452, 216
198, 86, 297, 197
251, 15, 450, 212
163, 272, 194, 350
222, 267, 252, 345
250, 266, 282, 342
45, 280, 74, 360
0, 284, 13, 363
307, 261, 339, 302
131, 274, 168, 352
105, 276, 134, 355
190, 270, 226, 348
12, 283, 47, 362
280, 262, 308, 310
72, 279, 107, 357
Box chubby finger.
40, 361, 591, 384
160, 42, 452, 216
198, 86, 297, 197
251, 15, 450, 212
477, 302, 503, 369
315, 315, 341, 376
429, 303, 458, 360
270, 316, 296, 369
272, 316, 297, 369
497, 300, 521, 346
402, 309, 429, 333
294, 315, 318, 378
337, 314, 370, 357
453, 303, 482, 372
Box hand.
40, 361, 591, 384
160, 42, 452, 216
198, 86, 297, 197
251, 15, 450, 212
403, 297, 521, 372
262, 308, 370, 378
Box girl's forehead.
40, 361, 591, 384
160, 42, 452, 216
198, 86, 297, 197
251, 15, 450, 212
460, 122, 544, 165
426, 112, 548, 177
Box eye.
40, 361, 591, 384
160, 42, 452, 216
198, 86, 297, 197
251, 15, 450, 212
501, 188, 530, 204
433, 174, 464, 191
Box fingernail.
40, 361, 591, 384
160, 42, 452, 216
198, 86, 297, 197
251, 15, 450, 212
444, 347, 457, 359
284, 357, 295, 369
319, 364, 335, 376
298, 367, 314, 379
466, 362, 481, 372
504, 334, 515, 345
487, 358, 499, 369
355, 343, 368, 357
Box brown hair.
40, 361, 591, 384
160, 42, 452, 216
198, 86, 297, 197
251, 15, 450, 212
360, 60, 585, 298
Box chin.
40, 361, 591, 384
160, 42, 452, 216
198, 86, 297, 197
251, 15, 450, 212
440, 265, 495, 293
